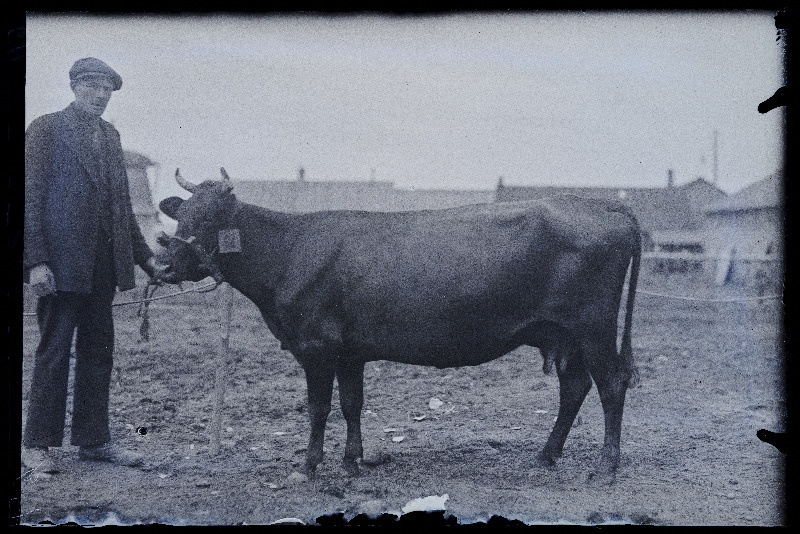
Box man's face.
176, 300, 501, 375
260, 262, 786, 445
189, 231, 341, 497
71, 76, 115, 117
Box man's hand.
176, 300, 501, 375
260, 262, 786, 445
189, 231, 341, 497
143, 257, 169, 283
143, 257, 156, 277
29, 263, 56, 297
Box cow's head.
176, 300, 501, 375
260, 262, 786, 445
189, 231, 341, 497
155, 167, 237, 284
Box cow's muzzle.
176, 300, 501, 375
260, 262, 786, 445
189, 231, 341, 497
155, 231, 225, 285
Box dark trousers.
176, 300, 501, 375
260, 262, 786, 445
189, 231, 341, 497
24, 237, 117, 448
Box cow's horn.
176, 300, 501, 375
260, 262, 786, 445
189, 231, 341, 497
175, 168, 198, 193
219, 167, 234, 193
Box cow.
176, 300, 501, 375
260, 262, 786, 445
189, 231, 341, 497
155, 168, 641, 485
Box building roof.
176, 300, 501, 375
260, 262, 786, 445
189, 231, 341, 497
496, 184, 703, 232
393, 188, 494, 211
678, 177, 726, 199
233, 179, 396, 213
676, 177, 729, 213
704, 172, 783, 214
232, 179, 495, 213
123, 150, 156, 169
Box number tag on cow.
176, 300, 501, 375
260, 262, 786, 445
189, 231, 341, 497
218, 228, 242, 253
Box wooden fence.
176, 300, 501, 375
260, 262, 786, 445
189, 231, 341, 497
642, 251, 783, 291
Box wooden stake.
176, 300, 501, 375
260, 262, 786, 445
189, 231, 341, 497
210, 282, 234, 456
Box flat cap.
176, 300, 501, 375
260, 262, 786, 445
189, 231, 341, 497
69, 57, 122, 91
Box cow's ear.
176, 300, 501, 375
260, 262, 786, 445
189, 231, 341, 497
159, 196, 184, 219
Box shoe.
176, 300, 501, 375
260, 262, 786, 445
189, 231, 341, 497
79, 443, 144, 467
21, 447, 60, 476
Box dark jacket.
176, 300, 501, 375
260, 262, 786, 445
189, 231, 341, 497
24, 104, 153, 293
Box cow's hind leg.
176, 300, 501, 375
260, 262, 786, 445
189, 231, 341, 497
301, 358, 336, 477
537, 340, 591, 467
583, 334, 629, 486
336, 359, 365, 477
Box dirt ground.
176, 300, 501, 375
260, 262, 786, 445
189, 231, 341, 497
15, 267, 787, 526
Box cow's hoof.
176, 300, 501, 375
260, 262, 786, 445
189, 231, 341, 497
343, 459, 360, 477
536, 450, 560, 468
304, 464, 319, 479
586, 470, 616, 486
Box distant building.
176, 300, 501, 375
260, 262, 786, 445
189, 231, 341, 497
124, 150, 164, 250
232, 179, 396, 213
231, 173, 494, 213
703, 172, 783, 285
650, 177, 729, 254
494, 174, 727, 253
681, 176, 731, 217
392, 188, 494, 211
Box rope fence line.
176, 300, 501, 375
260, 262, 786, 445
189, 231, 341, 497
634, 289, 782, 303
22, 281, 782, 317
21, 281, 219, 317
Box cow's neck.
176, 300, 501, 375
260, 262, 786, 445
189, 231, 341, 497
214, 201, 295, 309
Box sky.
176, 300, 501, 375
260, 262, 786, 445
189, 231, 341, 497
25, 12, 785, 202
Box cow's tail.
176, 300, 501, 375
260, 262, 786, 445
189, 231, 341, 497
620, 221, 641, 389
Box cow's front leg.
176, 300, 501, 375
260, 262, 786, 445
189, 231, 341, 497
336, 358, 365, 476
301, 358, 336, 477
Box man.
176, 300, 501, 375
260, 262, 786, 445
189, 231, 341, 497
23, 58, 160, 475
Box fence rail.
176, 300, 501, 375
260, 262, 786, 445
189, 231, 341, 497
642, 251, 781, 262
642, 250, 782, 288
